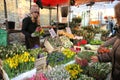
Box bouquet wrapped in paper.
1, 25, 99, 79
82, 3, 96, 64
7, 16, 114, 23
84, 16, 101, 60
33, 27, 44, 37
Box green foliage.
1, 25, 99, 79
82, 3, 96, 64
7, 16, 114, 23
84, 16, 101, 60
29, 48, 47, 58
47, 51, 74, 67
70, 17, 82, 27
84, 62, 112, 79
77, 74, 94, 80
0, 43, 27, 60
3, 52, 35, 78
77, 51, 95, 62
90, 39, 103, 45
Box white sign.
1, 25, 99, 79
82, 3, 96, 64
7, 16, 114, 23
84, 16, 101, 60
49, 28, 57, 38
94, 33, 102, 40
66, 27, 72, 34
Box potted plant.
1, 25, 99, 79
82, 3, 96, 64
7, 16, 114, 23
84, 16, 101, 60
70, 17, 82, 28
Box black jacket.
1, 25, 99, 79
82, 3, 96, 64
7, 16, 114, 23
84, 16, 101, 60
22, 16, 40, 49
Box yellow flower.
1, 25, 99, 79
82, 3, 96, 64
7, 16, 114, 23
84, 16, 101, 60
30, 57, 35, 62
23, 52, 30, 57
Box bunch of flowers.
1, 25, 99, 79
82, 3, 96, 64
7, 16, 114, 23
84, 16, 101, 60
77, 74, 94, 80
45, 65, 70, 80
76, 39, 87, 46
33, 27, 44, 36
86, 62, 112, 79
0, 43, 26, 59
60, 36, 73, 48
3, 52, 35, 78
29, 73, 47, 80
65, 63, 83, 80
47, 51, 75, 67
47, 52, 66, 67
62, 48, 76, 58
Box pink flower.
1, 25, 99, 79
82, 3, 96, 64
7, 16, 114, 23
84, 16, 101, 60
29, 73, 47, 80
39, 73, 47, 80
29, 75, 35, 80
36, 27, 42, 32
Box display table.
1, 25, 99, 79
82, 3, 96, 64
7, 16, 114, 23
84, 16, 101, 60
7, 29, 21, 33
11, 68, 36, 80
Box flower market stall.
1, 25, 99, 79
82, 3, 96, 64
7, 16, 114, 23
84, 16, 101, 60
1, 0, 118, 80
0, 26, 112, 80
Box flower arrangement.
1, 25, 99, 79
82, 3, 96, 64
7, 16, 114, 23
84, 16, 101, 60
85, 62, 112, 80
65, 63, 83, 80
45, 65, 70, 80
47, 37, 62, 48
76, 51, 95, 62
76, 39, 87, 46
47, 51, 75, 67
60, 36, 73, 48
3, 52, 35, 78
77, 74, 94, 80
75, 55, 88, 67
62, 48, 76, 58
33, 27, 44, 36
70, 16, 82, 27
0, 43, 26, 60
47, 52, 65, 67
29, 73, 47, 80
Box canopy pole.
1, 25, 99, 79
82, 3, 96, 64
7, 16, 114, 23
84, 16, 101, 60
4, 0, 8, 30
68, 4, 70, 27
30, 0, 32, 9
56, 4, 59, 31
4, 0, 8, 45
49, 5, 52, 25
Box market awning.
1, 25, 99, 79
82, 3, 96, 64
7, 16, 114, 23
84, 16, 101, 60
74, 0, 114, 5
41, 0, 69, 7
34, 0, 70, 7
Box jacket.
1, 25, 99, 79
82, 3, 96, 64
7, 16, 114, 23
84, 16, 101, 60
22, 16, 40, 49
98, 29, 120, 80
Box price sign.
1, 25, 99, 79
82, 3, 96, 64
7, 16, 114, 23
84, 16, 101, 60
66, 27, 72, 34
49, 28, 57, 38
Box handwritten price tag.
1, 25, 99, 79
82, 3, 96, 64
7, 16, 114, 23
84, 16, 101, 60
49, 28, 57, 38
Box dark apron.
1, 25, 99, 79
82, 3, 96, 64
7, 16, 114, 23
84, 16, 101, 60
25, 36, 40, 49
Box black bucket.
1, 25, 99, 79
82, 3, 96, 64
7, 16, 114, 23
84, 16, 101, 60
8, 21, 15, 29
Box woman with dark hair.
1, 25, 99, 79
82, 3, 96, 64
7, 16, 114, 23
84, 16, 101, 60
22, 4, 40, 49
91, 2, 120, 80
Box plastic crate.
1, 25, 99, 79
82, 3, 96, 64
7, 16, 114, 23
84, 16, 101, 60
0, 29, 7, 46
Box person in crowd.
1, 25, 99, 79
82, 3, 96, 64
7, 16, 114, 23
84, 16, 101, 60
91, 2, 120, 80
106, 18, 114, 37
22, 4, 40, 49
